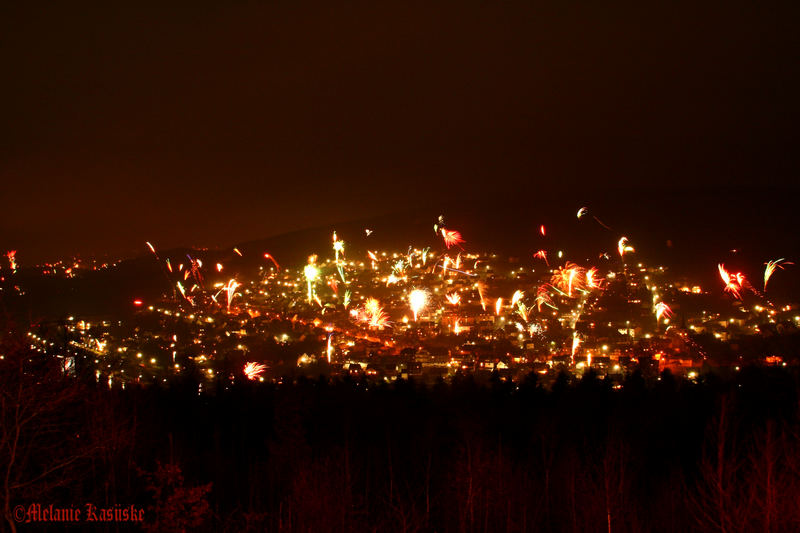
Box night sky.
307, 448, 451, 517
2, 1, 798, 262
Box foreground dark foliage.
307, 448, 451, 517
2, 340, 800, 532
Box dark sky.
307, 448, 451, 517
2, 1, 798, 262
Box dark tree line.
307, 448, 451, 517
2, 335, 800, 532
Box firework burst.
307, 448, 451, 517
5, 250, 17, 271
441, 229, 465, 249
655, 301, 673, 321
535, 285, 556, 311
718, 263, 743, 300
551, 262, 585, 297
618, 237, 634, 258
585, 267, 603, 290
358, 297, 390, 328
446, 292, 461, 305
221, 279, 240, 311
243, 362, 267, 381
304, 255, 320, 303
409, 289, 428, 321
533, 250, 549, 266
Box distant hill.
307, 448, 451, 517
5, 187, 799, 323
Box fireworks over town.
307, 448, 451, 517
2, 1, 800, 531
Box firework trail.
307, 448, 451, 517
328, 277, 339, 296
434, 215, 446, 235
187, 255, 204, 286
477, 282, 488, 311
392, 259, 407, 278
435, 261, 476, 278
145, 242, 176, 297
5, 250, 17, 271
764, 258, 792, 291
592, 216, 612, 230
332, 231, 343, 261
332, 231, 346, 282
571, 333, 581, 362
263, 253, 280, 270
511, 290, 524, 307
576, 205, 612, 229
